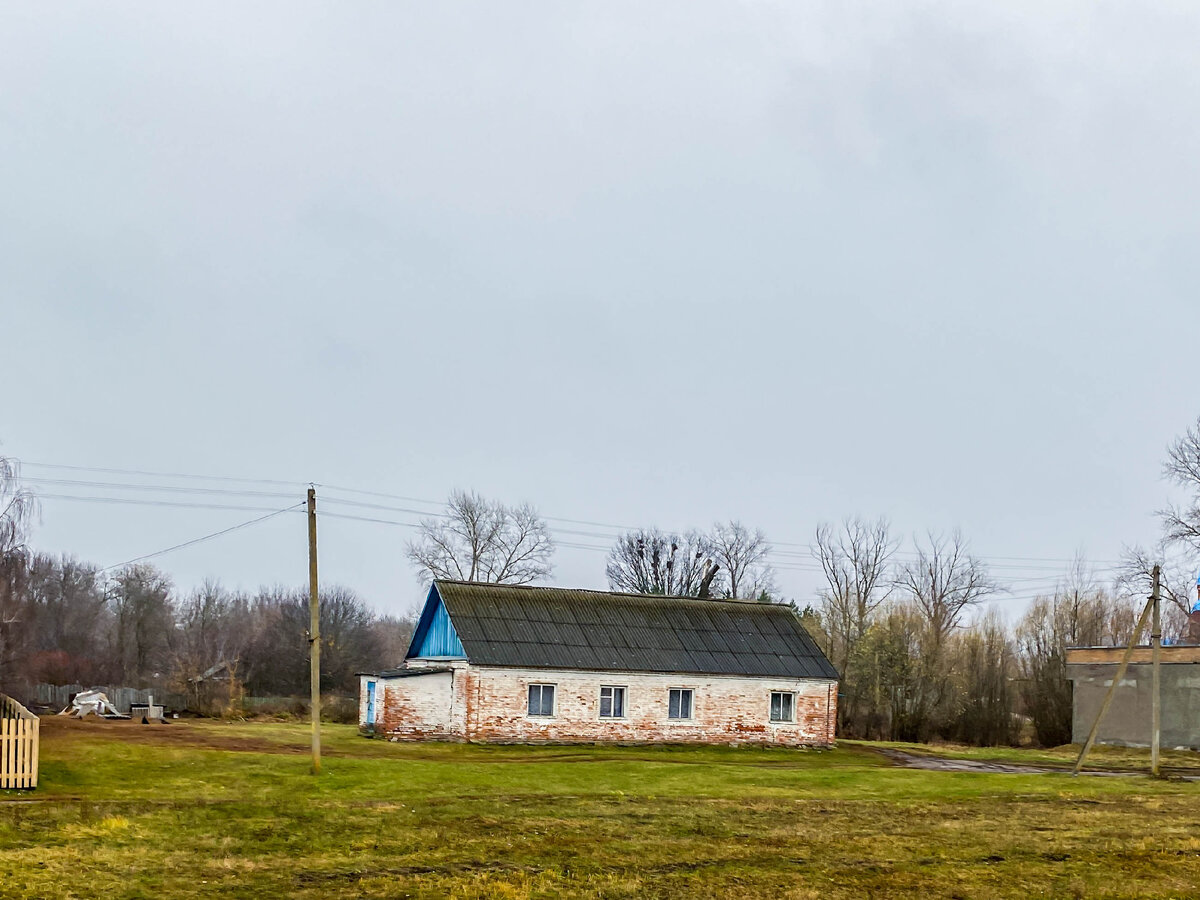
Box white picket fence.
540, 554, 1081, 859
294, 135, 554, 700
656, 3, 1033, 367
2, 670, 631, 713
0, 694, 38, 790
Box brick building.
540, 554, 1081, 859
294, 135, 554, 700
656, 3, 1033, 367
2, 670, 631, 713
359, 581, 839, 747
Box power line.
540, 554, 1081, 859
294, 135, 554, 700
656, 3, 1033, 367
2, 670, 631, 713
21, 476, 299, 501
23, 460, 308, 489
22, 460, 1135, 574
321, 486, 639, 532
311, 483, 447, 509
24, 461, 642, 534
38, 489, 1129, 579
318, 510, 423, 529
320, 496, 448, 519
101, 503, 304, 572
34, 492, 308, 514
317, 491, 1127, 573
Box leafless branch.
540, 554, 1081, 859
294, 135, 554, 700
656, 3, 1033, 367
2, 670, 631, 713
406, 490, 554, 585
895, 530, 998, 649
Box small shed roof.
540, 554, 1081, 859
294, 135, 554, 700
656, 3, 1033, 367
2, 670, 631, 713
417, 580, 838, 680
377, 664, 454, 678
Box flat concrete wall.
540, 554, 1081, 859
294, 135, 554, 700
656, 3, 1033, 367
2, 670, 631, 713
368, 664, 837, 747
1067, 662, 1200, 750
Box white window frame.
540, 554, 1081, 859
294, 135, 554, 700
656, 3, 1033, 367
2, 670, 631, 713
527, 683, 556, 718
668, 687, 694, 721
769, 691, 795, 724
599, 685, 627, 719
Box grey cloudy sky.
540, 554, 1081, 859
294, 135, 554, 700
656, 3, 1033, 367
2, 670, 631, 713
4, 2, 1199, 617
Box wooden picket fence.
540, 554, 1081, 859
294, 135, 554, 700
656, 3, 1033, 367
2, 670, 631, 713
0, 694, 39, 789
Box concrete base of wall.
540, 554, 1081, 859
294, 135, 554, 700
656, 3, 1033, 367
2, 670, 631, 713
379, 734, 834, 749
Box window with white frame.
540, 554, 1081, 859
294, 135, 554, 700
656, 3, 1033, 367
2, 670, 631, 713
599, 685, 626, 719
668, 688, 693, 720
527, 683, 556, 717
769, 691, 795, 723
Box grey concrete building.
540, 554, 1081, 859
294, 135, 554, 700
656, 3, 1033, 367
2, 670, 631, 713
1066, 646, 1200, 750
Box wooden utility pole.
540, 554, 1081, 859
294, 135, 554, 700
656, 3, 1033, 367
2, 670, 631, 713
307, 486, 321, 775
1151, 564, 1162, 777
1072, 590, 1155, 775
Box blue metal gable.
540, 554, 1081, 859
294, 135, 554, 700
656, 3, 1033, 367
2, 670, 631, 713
406, 584, 467, 659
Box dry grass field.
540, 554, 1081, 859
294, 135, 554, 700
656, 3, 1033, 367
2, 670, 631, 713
2, 717, 1199, 899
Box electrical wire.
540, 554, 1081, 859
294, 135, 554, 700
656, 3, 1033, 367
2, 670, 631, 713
22, 460, 308, 489
100, 503, 304, 572
34, 492, 308, 514
21, 476, 300, 501
23, 459, 1137, 580
318, 510, 422, 529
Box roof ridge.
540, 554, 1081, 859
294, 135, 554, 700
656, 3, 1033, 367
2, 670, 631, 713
433, 579, 779, 608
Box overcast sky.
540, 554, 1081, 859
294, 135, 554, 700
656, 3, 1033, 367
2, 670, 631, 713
4, 2, 1199, 618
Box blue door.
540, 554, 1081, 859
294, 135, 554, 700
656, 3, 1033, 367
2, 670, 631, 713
366, 681, 377, 725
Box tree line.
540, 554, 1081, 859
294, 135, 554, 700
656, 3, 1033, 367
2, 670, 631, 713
3, 411, 1200, 736
802, 523, 1188, 746
0, 550, 415, 710
801, 412, 1200, 746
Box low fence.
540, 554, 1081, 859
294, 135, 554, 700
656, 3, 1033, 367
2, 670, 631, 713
33, 684, 187, 715
0, 694, 38, 790
28, 685, 353, 720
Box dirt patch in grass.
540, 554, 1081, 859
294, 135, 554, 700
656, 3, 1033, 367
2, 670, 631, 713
868, 741, 1200, 780
38, 716, 305, 756
35, 717, 877, 768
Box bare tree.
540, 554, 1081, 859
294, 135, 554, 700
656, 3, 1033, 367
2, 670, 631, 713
170, 581, 253, 714
0, 455, 36, 685
896, 531, 998, 649
708, 521, 775, 600
1054, 554, 1111, 646
369, 611, 420, 668
318, 586, 386, 692
108, 563, 175, 686
1114, 544, 1192, 640
407, 490, 554, 585
814, 516, 897, 672
1015, 557, 1112, 747
605, 529, 712, 596
813, 517, 897, 737
1162, 417, 1200, 550
951, 609, 1017, 746
0, 456, 34, 558
25, 554, 108, 684
1110, 415, 1200, 641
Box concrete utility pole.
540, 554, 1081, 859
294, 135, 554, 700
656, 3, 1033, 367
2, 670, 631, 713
1072, 590, 1155, 776
1151, 564, 1162, 777
308, 486, 321, 775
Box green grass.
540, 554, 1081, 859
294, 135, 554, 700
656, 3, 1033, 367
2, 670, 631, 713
2, 720, 1200, 898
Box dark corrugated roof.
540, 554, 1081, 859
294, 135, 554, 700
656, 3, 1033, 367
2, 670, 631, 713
433, 581, 838, 680
377, 664, 454, 678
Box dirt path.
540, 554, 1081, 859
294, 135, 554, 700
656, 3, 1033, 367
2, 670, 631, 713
35, 715, 322, 755
877, 748, 1078, 775
876, 747, 1200, 780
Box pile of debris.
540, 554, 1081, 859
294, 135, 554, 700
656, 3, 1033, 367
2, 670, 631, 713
58, 690, 168, 723
59, 690, 128, 719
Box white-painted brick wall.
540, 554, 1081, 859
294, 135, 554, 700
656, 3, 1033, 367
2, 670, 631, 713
367, 665, 836, 747
361, 670, 457, 739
